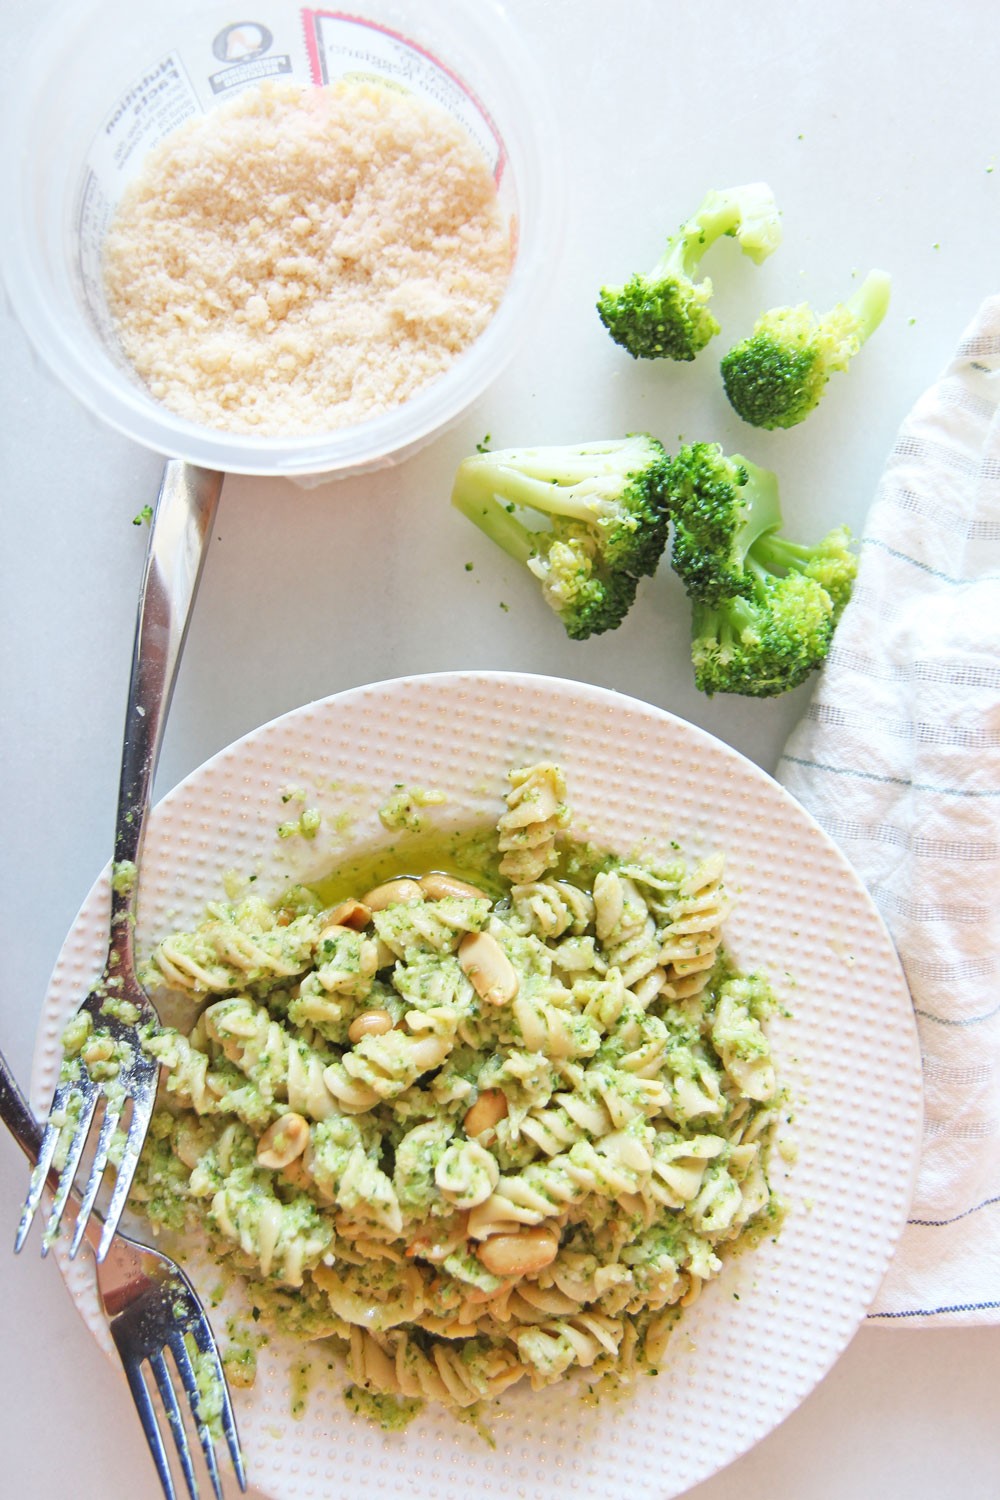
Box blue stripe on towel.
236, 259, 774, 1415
914, 999, 1000, 1027
868, 1301, 1000, 1319
908, 1194, 1000, 1227
861, 536, 1000, 586
778, 754, 1000, 799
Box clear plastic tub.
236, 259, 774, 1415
0, 0, 561, 478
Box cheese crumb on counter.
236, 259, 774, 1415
103, 80, 512, 435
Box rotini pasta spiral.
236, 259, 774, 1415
148, 895, 321, 996
348, 1327, 525, 1407
509, 878, 595, 940
201, 996, 341, 1119
497, 763, 570, 884
512, 1309, 624, 1381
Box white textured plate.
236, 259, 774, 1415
33, 671, 923, 1500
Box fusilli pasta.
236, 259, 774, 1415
131, 761, 787, 1432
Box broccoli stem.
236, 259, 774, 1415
750, 533, 817, 575
453, 485, 536, 566
452, 448, 632, 527
694, 591, 756, 646
731, 457, 783, 553
846, 269, 892, 342
656, 184, 780, 282
657, 190, 747, 282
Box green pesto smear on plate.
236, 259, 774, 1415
343, 1384, 424, 1431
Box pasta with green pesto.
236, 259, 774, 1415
131, 760, 787, 1428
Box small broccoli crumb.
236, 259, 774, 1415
61, 1011, 92, 1058
132, 505, 153, 526
111, 859, 138, 895
278, 808, 322, 840
223, 1341, 260, 1390
100, 995, 141, 1025
378, 785, 446, 833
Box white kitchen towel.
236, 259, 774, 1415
777, 296, 1000, 1327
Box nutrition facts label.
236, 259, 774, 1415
300, 9, 503, 180
76, 52, 200, 339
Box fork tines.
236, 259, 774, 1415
15, 1017, 159, 1260
113, 1271, 247, 1500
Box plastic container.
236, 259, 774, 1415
0, 0, 561, 478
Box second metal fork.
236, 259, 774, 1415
1, 1045, 247, 1499
16, 461, 222, 1262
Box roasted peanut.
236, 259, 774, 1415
458, 930, 519, 1005
476, 1225, 559, 1278
323, 898, 372, 932
463, 1089, 509, 1138
361, 877, 423, 911
256, 1111, 309, 1170
348, 1008, 394, 1044
315, 921, 355, 948
419, 872, 490, 901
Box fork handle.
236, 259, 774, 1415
0, 1048, 44, 1161
109, 461, 223, 966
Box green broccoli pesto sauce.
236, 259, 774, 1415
99, 995, 141, 1026
190, 1347, 225, 1438
343, 1384, 424, 1431
290, 1359, 313, 1419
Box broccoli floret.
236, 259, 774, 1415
691, 573, 835, 698
720, 269, 892, 429
750, 527, 857, 620
664, 443, 783, 604
596, 183, 782, 361
664, 443, 858, 697
451, 435, 671, 640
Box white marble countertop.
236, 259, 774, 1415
2, 0, 999, 1495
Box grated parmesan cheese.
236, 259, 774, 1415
103, 80, 511, 436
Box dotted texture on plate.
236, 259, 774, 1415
33, 671, 924, 1500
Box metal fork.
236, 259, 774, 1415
16, 460, 222, 1262
1, 1045, 247, 1499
